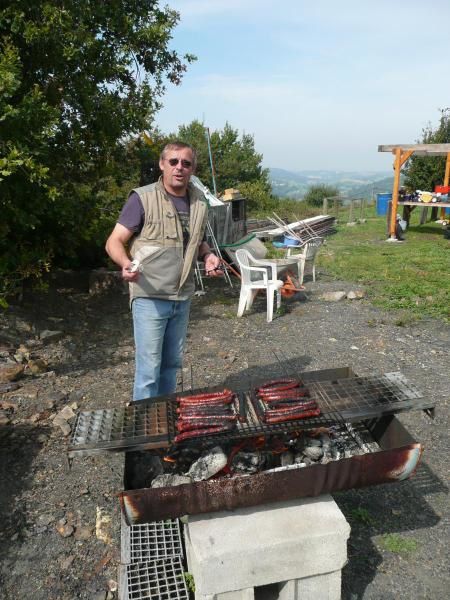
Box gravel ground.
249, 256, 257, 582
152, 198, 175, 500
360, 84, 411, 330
0, 271, 448, 599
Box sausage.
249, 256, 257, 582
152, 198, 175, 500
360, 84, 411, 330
259, 389, 310, 401
174, 424, 234, 442
177, 389, 233, 402
177, 416, 237, 432
264, 408, 321, 424
264, 401, 318, 417
257, 378, 300, 392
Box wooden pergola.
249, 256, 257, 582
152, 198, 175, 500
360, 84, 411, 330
378, 144, 450, 238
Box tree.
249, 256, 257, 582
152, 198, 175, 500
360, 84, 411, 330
404, 108, 450, 191
0, 1, 194, 298
303, 184, 340, 208
173, 120, 271, 194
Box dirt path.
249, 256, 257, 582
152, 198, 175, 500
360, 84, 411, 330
0, 273, 448, 599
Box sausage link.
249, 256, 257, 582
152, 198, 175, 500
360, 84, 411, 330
264, 408, 321, 424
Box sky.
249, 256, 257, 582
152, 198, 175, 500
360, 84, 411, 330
155, 0, 450, 173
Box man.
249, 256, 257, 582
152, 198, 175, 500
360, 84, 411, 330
106, 141, 222, 401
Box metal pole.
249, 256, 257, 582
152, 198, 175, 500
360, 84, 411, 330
205, 127, 218, 196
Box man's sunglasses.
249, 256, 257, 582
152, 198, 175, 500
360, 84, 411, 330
167, 158, 192, 168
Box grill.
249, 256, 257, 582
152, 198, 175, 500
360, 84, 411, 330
119, 557, 188, 600
68, 367, 433, 525
68, 368, 428, 458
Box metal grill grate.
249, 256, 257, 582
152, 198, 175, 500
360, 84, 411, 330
121, 557, 188, 600
68, 401, 169, 457
69, 371, 427, 456
309, 372, 425, 420
121, 519, 183, 564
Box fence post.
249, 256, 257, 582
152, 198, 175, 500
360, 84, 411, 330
348, 199, 355, 224
323, 197, 328, 213
359, 198, 365, 220
334, 197, 339, 220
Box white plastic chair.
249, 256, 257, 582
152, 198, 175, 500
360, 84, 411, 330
285, 237, 324, 285
235, 249, 283, 323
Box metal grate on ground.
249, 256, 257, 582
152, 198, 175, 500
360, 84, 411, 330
121, 517, 183, 564
68, 401, 169, 457
120, 557, 189, 600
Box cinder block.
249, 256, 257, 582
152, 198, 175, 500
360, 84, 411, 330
185, 495, 350, 596
198, 588, 254, 600
278, 570, 342, 600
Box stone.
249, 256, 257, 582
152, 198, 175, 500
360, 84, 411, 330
57, 405, 76, 421
74, 525, 92, 540
60, 555, 76, 570
0, 412, 11, 426
0, 382, 20, 393
56, 522, 74, 538
53, 416, 72, 436
38, 513, 56, 526
185, 496, 350, 596
0, 363, 24, 383
319, 291, 347, 302
39, 330, 64, 343
95, 507, 112, 545
28, 358, 48, 374
278, 570, 342, 600
347, 290, 365, 300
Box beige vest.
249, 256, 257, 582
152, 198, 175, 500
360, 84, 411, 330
129, 179, 208, 302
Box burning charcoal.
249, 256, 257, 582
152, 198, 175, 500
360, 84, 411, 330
281, 451, 294, 467
303, 446, 324, 462
151, 474, 192, 488
232, 451, 266, 474
188, 446, 228, 482
307, 437, 322, 447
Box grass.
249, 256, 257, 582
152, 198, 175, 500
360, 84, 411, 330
378, 533, 419, 555
316, 205, 450, 321
349, 506, 376, 526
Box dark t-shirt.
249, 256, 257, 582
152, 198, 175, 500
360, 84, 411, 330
118, 191, 193, 252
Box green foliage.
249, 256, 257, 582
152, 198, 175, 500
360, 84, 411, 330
173, 120, 270, 194
304, 184, 340, 207
183, 572, 195, 593
404, 108, 450, 191
349, 507, 376, 526
0, 1, 194, 301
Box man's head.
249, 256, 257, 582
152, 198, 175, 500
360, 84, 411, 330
159, 141, 196, 197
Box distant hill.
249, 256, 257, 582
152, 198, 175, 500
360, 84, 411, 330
270, 168, 398, 200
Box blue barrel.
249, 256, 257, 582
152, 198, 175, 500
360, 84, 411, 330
376, 193, 392, 216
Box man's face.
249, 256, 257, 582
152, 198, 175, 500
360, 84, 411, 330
159, 147, 194, 196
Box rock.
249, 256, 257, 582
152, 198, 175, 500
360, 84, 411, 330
0, 382, 20, 393
0, 411, 11, 426
45, 391, 68, 409
74, 525, 92, 540
68, 390, 85, 404
320, 291, 347, 302
347, 290, 366, 300
28, 358, 48, 374
56, 522, 74, 538
151, 474, 192, 488
57, 405, 76, 421
304, 446, 324, 461
39, 330, 64, 343
188, 446, 228, 482
53, 416, 72, 436
107, 580, 118, 592
95, 507, 113, 545
60, 555, 76, 570
0, 363, 25, 383
38, 513, 56, 526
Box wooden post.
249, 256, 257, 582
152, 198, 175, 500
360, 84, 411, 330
359, 198, 365, 220
387, 200, 392, 236
323, 197, 328, 213
334, 197, 339, 220
348, 199, 355, 223
441, 152, 450, 220
390, 149, 402, 238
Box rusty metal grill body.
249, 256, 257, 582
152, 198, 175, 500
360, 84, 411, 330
119, 557, 188, 600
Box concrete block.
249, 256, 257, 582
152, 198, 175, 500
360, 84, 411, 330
278, 570, 342, 600
185, 495, 350, 596
198, 588, 254, 600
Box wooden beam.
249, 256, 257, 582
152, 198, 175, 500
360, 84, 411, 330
390, 148, 402, 238
440, 152, 450, 220
379, 143, 450, 154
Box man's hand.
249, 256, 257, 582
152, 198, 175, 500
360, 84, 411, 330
204, 253, 224, 277
122, 260, 140, 282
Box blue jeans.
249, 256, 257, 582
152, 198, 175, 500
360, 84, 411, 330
132, 297, 191, 401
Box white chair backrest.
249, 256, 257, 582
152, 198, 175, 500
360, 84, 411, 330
303, 237, 323, 260
235, 249, 261, 284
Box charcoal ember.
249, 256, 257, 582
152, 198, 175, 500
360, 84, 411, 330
151, 474, 192, 488
188, 446, 227, 482
232, 451, 266, 474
